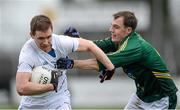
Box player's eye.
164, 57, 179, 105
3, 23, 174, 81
47, 35, 52, 39
110, 24, 121, 30
38, 37, 45, 40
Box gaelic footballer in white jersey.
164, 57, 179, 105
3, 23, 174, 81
17, 34, 78, 109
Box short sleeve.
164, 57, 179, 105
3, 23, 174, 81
17, 51, 34, 73
17, 62, 33, 73
53, 34, 79, 55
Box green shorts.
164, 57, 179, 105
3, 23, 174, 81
168, 93, 177, 109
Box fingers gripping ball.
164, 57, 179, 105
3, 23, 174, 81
99, 68, 115, 83
31, 66, 59, 92
64, 27, 80, 38
50, 71, 59, 92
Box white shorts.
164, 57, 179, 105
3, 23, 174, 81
19, 103, 71, 110
124, 93, 169, 110
18, 94, 71, 110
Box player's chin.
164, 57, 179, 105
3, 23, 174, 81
40, 45, 51, 51
41, 44, 51, 48
111, 38, 120, 43
111, 36, 117, 42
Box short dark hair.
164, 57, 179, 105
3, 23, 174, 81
113, 11, 137, 31
30, 15, 53, 35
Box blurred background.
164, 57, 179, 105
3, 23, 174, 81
0, 0, 179, 109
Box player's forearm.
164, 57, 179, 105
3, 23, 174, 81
73, 59, 99, 71
88, 41, 114, 70
17, 82, 54, 96
77, 38, 114, 70
16, 72, 55, 96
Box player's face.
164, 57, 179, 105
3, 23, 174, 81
31, 27, 52, 52
109, 17, 132, 43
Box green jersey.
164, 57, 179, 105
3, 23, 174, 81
94, 32, 178, 102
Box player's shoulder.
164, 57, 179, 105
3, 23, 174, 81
130, 32, 155, 51
52, 34, 67, 45
20, 38, 36, 56
124, 32, 144, 50
52, 33, 78, 43
21, 38, 33, 49
129, 32, 144, 44
52, 34, 66, 39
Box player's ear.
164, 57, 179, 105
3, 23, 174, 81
30, 32, 35, 39
126, 27, 132, 34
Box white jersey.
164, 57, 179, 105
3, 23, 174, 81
17, 34, 79, 109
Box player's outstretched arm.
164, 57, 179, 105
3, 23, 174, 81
56, 38, 115, 71
57, 58, 99, 70
74, 59, 115, 83
73, 59, 99, 70
76, 38, 114, 71
56, 58, 115, 83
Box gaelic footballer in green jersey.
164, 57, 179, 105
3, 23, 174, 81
93, 11, 177, 109
94, 32, 177, 103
